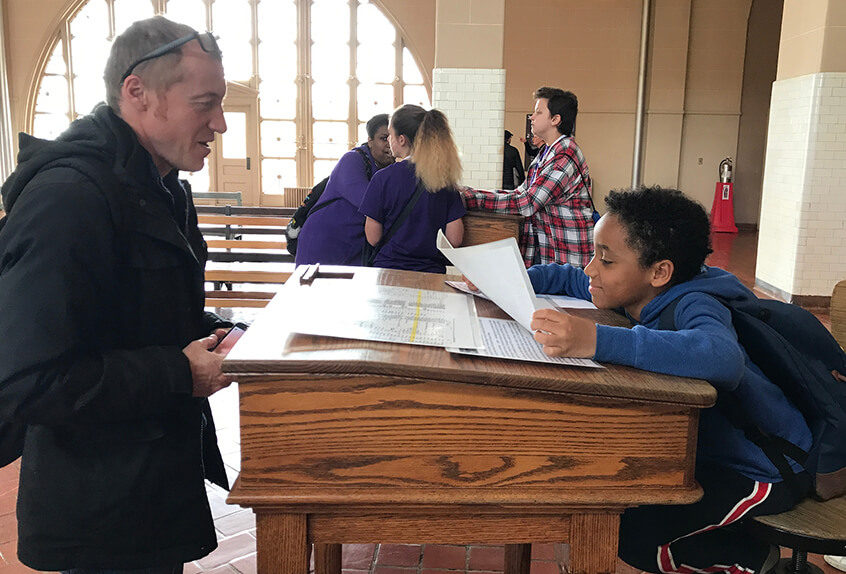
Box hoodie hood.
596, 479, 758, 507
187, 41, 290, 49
1, 104, 155, 214
637, 265, 756, 327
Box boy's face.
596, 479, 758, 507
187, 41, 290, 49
584, 214, 668, 320
530, 98, 560, 143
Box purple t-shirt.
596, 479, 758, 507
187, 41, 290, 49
359, 160, 465, 273
294, 145, 377, 265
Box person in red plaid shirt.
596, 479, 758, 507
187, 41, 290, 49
462, 87, 596, 268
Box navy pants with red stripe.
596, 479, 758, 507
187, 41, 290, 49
618, 465, 810, 574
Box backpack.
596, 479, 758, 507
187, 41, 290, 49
659, 294, 846, 500
285, 147, 374, 256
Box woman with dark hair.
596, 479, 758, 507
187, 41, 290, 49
358, 104, 465, 273
294, 113, 394, 265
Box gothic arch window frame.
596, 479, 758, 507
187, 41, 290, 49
24, 0, 431, 191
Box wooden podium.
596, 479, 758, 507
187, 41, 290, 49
223, 265, 715, 574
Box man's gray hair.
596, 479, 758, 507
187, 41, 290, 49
103, 16, 218, 113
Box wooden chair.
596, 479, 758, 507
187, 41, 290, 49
746, 279, 846, 574
747, 495, 846, 574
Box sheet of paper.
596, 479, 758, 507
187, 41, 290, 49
284, 281, 483, 349
447, 318, 602, 368
438, 231, 550, 332
540, 294, 597, 310
446, 280, 597, 310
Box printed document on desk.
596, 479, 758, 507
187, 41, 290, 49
283, 281, 483, 349
447, 318, 602, 368
437, 231, 553, 332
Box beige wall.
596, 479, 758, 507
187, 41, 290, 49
434, 0, 504, 69
499, 0, 758, 215
777, 0, 846, 79
735, 0, 783, 226
502, 0, 641, 205
378, 0, 435, 89
676, 0, 752, 214
3, 0, 70, 136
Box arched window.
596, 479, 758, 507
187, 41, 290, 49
30, 0, 430, 197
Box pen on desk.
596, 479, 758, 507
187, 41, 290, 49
300, 263, 319, 285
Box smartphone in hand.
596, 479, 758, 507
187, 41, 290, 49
212, 323, 248, 356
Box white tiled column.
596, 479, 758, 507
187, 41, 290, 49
756, 72, 846, 299
433, 67, 505, 190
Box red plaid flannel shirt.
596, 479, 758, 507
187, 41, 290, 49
462, 136, 595, 268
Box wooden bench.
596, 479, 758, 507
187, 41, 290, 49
198, 207, 523, 309
193, 191, 243, 206
463, 210, 523, 246
205, 262, 296, 307
197, 205, 295, 308
197, 205, 293, 263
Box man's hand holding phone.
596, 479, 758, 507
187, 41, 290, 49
211, 323, 247, 356
182, 323, 247, 397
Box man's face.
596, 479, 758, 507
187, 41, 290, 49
368, 125, 393, 167
583, 214, 663, 320
530, 98, 559, 143
139, 41, 227, 175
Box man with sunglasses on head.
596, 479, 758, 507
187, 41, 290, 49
0, 17, 232, 574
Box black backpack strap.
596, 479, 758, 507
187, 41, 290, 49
560, 145, 599, 219
363, 180, 425, 266
657, 295, 684, 331
353, 146, 374, 181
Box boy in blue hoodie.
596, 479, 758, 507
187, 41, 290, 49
528, 186, 812, 574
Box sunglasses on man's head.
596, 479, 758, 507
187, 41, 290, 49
121, 32, 220, 83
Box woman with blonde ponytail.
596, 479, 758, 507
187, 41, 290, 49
359, 104, 465, 273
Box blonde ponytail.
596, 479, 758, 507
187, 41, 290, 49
390, 105, 462, 193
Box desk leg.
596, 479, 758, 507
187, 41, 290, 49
504, 544, 531, 574
314, 543, 342, 574
255, 512, 309, 574
569, 513, 619, 574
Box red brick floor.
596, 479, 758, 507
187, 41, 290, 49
0, 230, 842, 573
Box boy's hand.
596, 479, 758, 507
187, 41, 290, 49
461, 275, 479, 292
531, 308, 597, 358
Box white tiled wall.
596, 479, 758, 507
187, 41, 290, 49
756, 72, 846, 298
432, 68, 505, 190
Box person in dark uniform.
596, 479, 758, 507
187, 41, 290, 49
502, 130, 525, 190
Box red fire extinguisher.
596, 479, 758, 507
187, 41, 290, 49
711, 157, 737, 233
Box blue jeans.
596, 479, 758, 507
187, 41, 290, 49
61, 567, 182, 574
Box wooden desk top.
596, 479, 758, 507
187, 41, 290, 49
223, 265, 715, 408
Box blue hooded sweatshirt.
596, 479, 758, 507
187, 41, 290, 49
528, 263, 812, 483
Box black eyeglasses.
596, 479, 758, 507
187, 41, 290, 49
121, 32, 220, 83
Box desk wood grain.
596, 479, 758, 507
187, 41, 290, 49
224, 265, 715, 574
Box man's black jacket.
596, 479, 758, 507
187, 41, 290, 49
0, 104, 229, 569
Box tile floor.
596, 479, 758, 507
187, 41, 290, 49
0, 230, 841, 573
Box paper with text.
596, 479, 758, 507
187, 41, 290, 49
285, 281, 483, 349
446, 280, 597, 310
447, 318, 602, 368
438, 231, 551, 332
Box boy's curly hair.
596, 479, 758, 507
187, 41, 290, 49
604, 186, 712, 285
